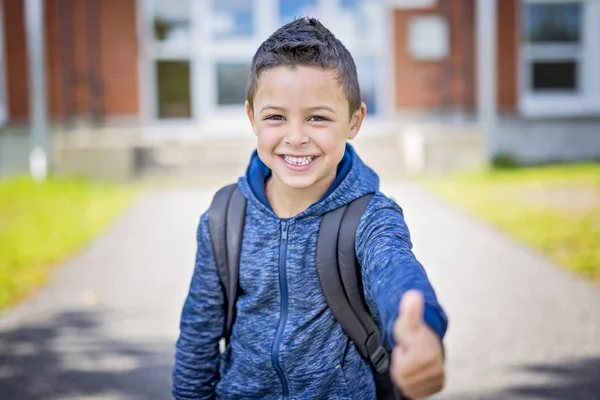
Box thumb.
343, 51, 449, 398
394, 290, 425, 344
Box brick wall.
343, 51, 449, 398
3, 0, 139, 122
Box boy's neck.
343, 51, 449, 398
266, 173, 335, 219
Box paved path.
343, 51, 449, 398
1, 182, 599, 400
393, 183, 600, 400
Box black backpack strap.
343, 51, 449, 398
337, 194, 389, 369
316, 204, 369, 352
208, 183, 247, 339
316, 194, 389, 369
317, 194, 406, 400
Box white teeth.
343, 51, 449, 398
284, 155, 314, 166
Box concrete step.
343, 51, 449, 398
138, 135, 407, 181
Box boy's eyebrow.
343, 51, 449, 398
306, 106, 336, 114
260, 105, 285, 113
260, 105, 336, 114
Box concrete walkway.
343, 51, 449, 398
1, 182, 599, 400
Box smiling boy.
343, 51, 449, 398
173, 18, 448, 400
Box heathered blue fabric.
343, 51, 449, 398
173, 144, 448, 399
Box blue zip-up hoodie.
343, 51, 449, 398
173, 144, 448, 399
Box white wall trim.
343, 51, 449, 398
521, 94, 589, 117
477, 0, 498, 158
387, 0, 437, 9
136, 0, 151, 123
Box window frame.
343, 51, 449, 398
519, 0, 600, 117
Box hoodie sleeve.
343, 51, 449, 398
172, 211, 225, 399
355, 193, 448, 350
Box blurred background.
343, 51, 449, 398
0, 0, 599, 399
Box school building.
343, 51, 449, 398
1, 0, 599, 179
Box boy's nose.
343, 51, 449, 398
284, 125, 309, 145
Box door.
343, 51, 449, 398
143, 0, 195, 120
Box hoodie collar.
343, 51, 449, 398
240, 143, 379, 218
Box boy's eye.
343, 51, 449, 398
265, 115, 285, 121
308, 116, 328, 122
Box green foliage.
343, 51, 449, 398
0, 176, 138, 311
422, 163, 600, 283
491, 151, 521, 169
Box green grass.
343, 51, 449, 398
0, 176, 139, 311
421, 163, 600, 283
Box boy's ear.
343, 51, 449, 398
348, 102, 367, 140
245, 101, 258, 137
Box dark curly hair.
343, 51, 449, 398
246, 17, 361, 117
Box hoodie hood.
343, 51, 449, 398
238, 143, 379, 218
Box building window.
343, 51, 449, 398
522, 2, 582, 94
212, 0, 254, 40
152, 0, 191, 51
156, 60, 192, 118
356, 58, 379, 114
531, 61, 577, 91
523, 2, 580, 43
341, 0, 360, 8
279, 0, 318, 25
217, 63, 251, 105
519, 0, 600, 116
338, 0, 378, 42
142, 0, 389, 120
147, 0, 194, 120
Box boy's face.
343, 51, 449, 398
246, 65, 366, 193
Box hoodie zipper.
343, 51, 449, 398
272, 221, 290, 398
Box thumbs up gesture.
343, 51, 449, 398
390, 290, 445, 399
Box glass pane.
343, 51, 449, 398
217, 63, 251, 105
341, 0, 379, 10
213, 0, 254, 39
335, 0, 381, 44
279, 0, 318, 25
524, 3, 581, 43
341, 0, 360, 8
153, 0, 191, 48
531, 61, 577, 91
356, 58, 378, 114
156, 60, 191, 118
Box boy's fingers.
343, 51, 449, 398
391, 346, 420, 377
394, 290, 425, 345
391, 336, 446, 399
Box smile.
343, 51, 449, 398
279, 155, 319, 170
283, 155, 315, 166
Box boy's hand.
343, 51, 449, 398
390, 290, 445, 399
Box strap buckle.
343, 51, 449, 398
370, 345, 390, 375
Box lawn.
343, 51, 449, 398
0, 176, 139, 311
422, 163, 600, 283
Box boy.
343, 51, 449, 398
173, 18, 448, 400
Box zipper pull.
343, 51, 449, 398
281, 222, 288, 241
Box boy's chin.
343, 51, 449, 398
276, 174, 322, 191
280, 177, 317, 190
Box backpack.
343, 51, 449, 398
208, 184, 406, 400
